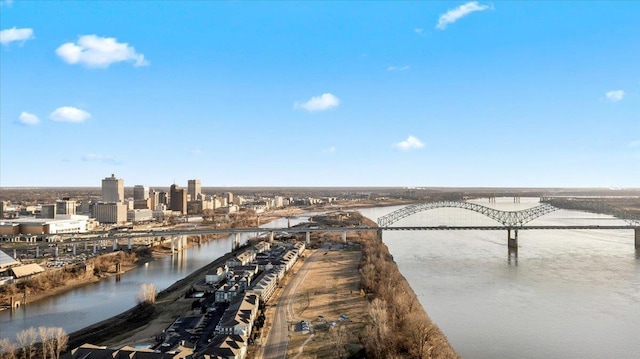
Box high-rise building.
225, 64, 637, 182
149, 189, 160, 211
56, 200, 77, 216
102, 174, 124, 202
39, 204, 56, 219
94, 202, 127, 224
188, 179, 202, 201
170, 184, 187, 214
133, 185, 149, 200
158, 191, 168, 206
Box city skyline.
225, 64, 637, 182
1, 1, 638, 188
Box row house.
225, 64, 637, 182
226, 251, 256, 268
202, 335, 247, 359
205, 265, 228, 285
215, 283, 242, 303
215, 293, 259, 336
253, 241, 271, 254
247, 270, 278, 303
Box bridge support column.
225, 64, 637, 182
177, 236, 183, 252
305, 231, 310, 246
72, 243, 77, 256
507, 229, 518, 249
635, 228, 640, 250
377, 229, 383, 242
233, 233, 240, 251
93, 243, 97, 254
342, 231, 347, 243
54, 246, 58, 258
84, 241, 88, 251
112, 239, 118, 251
128, 238, 132, 250
269, 231, 274, 243
13, 248, 17, 259
170, 236, 175, 253
35, 246, 39, 258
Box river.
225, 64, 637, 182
0, 215, 314, 339
359, 198, 640, 359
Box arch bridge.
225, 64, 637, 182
377, 201, 559, 228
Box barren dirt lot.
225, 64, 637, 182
286, 245, 367, 358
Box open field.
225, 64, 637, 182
286, 246, 367, 359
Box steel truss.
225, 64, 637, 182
377, 201, 559, 228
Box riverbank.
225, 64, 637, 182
67, 247, 238, 349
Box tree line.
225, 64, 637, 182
356, 215, 459, 359
0, 327, 68, 359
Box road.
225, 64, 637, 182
262, 250, 318, 359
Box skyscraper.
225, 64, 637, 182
188, 179, 202, 201
170, 184, 187, 214
102, 174, 124, 202
133, 185, 149, 200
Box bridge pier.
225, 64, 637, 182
507, 229, 518, 249
233, 233, 240, 251
377, 229, 383, 242
635, 228, 640, 250
35, 246, 39, 258
127, 238, 132, 250
342, 231, 347, 243
269, 231, 274, 243
54, 246, 58, 258
112, 239, 118, 251
72, 243, 77, 256
93, 243, 97, 254
508, 247, 518, 265
84, 241, 88, 251
305, 231, 310, 246
170, 236, 175, 253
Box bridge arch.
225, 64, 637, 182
377, 201, 559, 228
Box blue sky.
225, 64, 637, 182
1, 1, 638, 188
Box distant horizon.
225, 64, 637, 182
2, 1, 638, 187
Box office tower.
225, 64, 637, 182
39, 204, 56, 219
226, 192, 233, 205
170, 184, 187, 214
188, 179, 202, 201
149, 189, 160, 211
94, 202, 127, 224
56, 200, 77, 216
158, 191, 168, 206
102, 174, 124, 202
133, 185, 149, 201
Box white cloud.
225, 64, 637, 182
323, 146, 337, 154
56, 35, 148, 68
82, 154, 122, 165
414, 28, 424, 34
50, 106, 91, 123
605, 90, 625, 102
436, 1, 490, 30
0, 27, 34, 45
388, 65, 410, 72
394, 135, 425, 151
294, 93, 340, 112
18, 111, 39, 125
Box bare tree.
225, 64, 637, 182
329, 325, 348, 359
50, 328, 67, 359
135, 283, 157, 304
15, 328, 37, 359
0, 338, 17, 359
364, 298, 391, 359
38, 327, 54, 359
